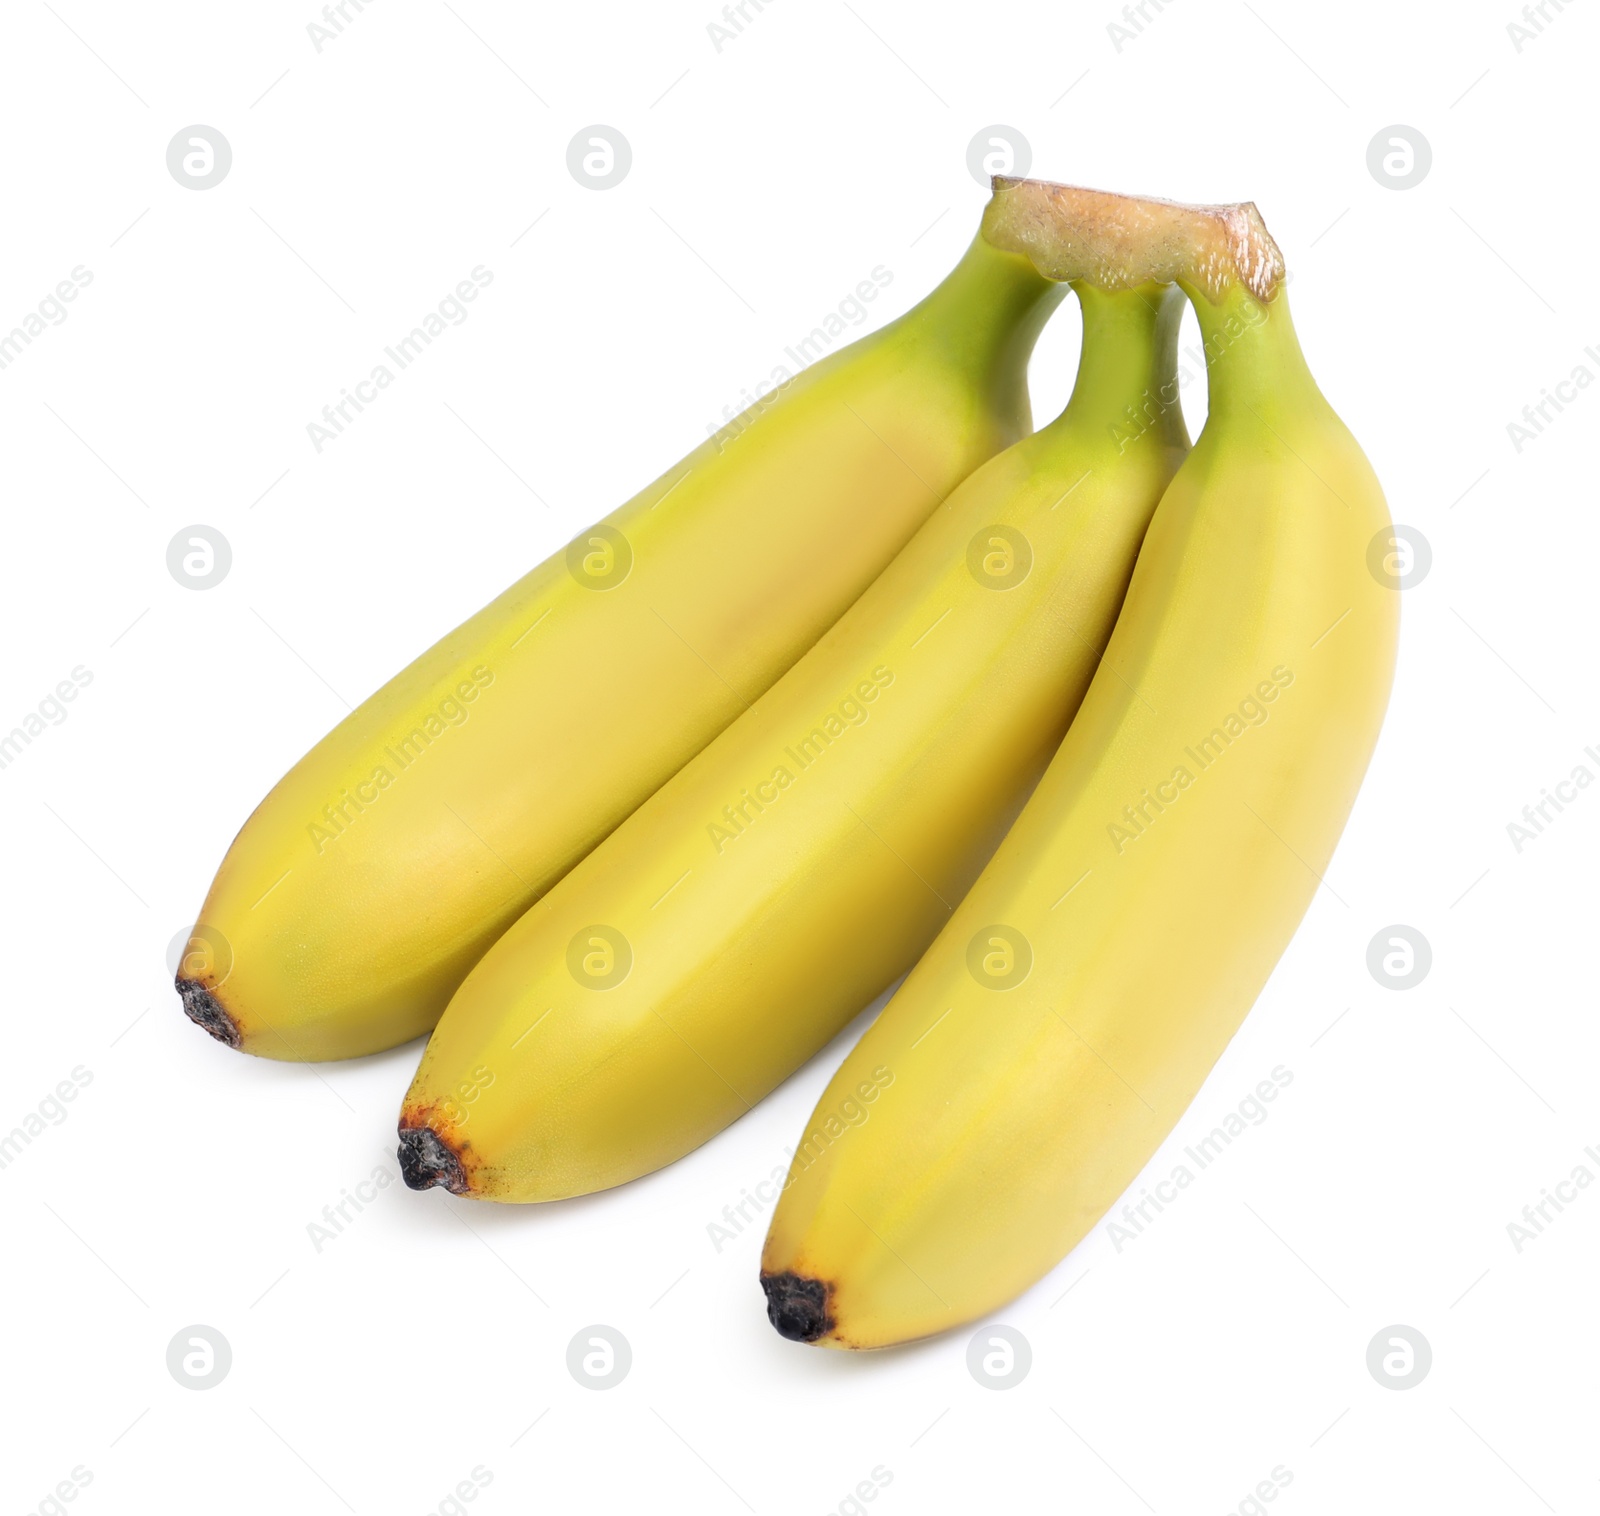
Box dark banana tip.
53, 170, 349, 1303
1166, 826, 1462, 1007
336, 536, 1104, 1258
175, 978, 241, 1049
398, 1125, 469, 1195
761, 1271, 834, 1343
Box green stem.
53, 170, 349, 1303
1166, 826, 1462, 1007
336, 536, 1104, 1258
1181, 281, 1325, 433
893, 232, 1069, 418
1051, 282, 1190, 453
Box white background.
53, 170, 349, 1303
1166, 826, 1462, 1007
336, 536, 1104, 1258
2, 1, 1595, 1512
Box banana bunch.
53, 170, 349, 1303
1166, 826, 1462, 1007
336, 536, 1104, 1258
177, 176, 1395, 1350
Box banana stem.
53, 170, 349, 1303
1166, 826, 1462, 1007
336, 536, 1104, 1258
1051, 282, 1190, 453
892, 232, 1070, 421
976, 176, 1304, 443
1180, 281, 1325, 432
901, 178, 1295, 437
903, 230, 1069, 350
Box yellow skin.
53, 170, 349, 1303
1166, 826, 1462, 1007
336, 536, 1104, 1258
179, 228, 1067, 1060
398, 282, 1192, 1200
759, 274, 1399, 1349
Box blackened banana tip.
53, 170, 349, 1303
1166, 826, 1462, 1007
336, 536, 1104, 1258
398, 1125, 468, 1194
175, 978, 241, 1049
761, 1271, 833, 1342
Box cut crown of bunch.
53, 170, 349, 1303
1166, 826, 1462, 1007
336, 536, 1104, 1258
981, 176, 1286, 303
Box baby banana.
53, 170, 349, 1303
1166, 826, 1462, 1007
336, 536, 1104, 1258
398, 239, 1194, 1198
176, 206, 1068, 1060
759, 181, 1399, 1348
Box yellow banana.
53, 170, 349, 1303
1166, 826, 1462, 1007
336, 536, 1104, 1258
397, 259, 1195, 1198
177, 211, 1068, 1061
759, 181, 1399, 1348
